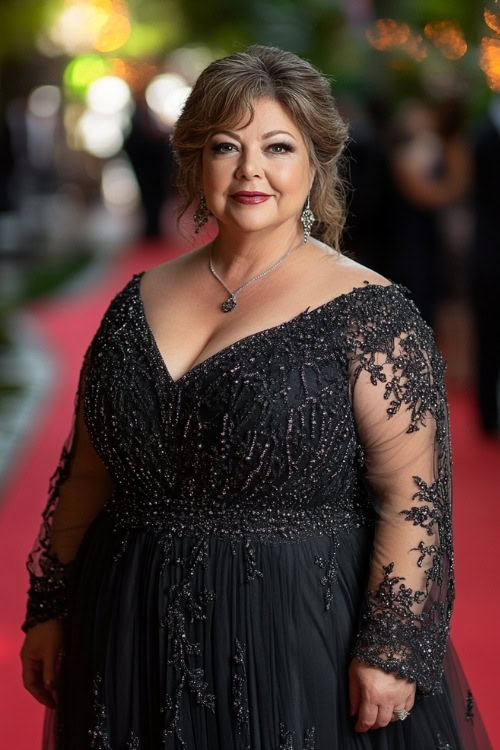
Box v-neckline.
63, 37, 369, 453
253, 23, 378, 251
133, 270, 397, 386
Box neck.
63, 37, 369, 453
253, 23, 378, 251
208, 220, 304, 285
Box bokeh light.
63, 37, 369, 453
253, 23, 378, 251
28, 86, 62, 118
109, 58, 158, 94
94, 9, 131, 53
76, 110, 125, 157
484, 8, 500, 35
480, 37, 500, 90
48, 0, 131, 55
145, 73, 191, 126
101, 158, 140, 214
86, 75, 132, 116
365, 19, 410, 51
424, 21, 468, 60
366, 19, 429, 63
64, 55, 112, 98
402, 32, 428, 62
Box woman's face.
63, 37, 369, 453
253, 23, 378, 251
201, 97, 315, 236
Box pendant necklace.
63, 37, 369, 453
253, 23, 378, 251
209, 237, 304, 313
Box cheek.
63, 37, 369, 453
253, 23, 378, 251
274, 159, 309, 191
203, 161, 233, 195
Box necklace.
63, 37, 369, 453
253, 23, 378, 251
209, 237, 304, 313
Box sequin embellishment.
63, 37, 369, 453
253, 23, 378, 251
466, 688, 474, 721
436, 733, 453, 749
232, 637, 251, 747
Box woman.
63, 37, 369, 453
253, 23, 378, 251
20, 45, 491, 749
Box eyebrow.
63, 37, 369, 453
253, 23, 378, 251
211, 129, 297, 141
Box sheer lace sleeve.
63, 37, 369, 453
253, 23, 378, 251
347, 283, 455, 698
21, 341, 114, 633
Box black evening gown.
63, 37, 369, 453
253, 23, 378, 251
21, 272, 492, 749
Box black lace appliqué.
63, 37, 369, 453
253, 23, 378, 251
89, 672, 110, 749
243, 537, 264, 582
232, 637, 251, 748
313, 535, 340, 611
279, 722, 316, 750
346, 287, 454, 697
159, 536, 216, 748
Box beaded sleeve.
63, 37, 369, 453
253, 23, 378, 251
21, 342, 114, 633
347, 284, 455, 697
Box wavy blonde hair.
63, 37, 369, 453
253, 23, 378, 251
170, 44, 350, 253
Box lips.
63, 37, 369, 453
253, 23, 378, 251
230, 191, 272, 204
231, 191, 271, 196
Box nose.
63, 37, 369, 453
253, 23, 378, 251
234, 146, 263, 180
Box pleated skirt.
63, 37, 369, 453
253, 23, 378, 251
42, 510, 492, 750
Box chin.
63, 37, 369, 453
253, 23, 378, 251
225, 213, 281, 234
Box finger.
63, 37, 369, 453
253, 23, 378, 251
21, 657, 56, 709
354, 700, 378, 732
373, 704, 394, 729
43, 648, 59, 692
348, 676, 360, 718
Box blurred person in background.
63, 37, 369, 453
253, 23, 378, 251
123, 94, 177, 240
339, 94, 394, 277
19, 45, 491, 749
470, 94, 500, 436
386, 97, 471, 327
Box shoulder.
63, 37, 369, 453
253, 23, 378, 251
331, 253, 393, 292
314, 250, 435, 345
138, 244, 205, 292
103, 244, 202, 313
308, 240, 392, 292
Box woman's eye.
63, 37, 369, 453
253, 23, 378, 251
268, 142, 294, 153
211, 142, 238, 153
211, 141, 295, 154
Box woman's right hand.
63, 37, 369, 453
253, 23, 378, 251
20, 619, 64, 709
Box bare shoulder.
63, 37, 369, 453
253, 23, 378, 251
308, 239, 393, 293
333, 253, 392, 289
139, 243, 208, 290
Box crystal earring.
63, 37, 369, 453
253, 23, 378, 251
193, 193, 211, 234
301, 194, 316, 242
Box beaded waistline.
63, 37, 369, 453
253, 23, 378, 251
101, 488, 375, 545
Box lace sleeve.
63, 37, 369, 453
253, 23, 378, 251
347, 284, 455, 698
21, 341, 114, 633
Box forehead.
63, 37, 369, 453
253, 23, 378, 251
213, 97, 302, 138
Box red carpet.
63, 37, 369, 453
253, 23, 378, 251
0, 242, 497, 748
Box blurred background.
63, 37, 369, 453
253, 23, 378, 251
0, 0, 498, 746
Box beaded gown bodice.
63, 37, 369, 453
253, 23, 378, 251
22, 271, 455, 706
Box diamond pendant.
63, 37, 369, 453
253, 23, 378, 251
221, 295, 237, 312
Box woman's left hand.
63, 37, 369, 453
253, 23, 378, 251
348, 656, 416, 732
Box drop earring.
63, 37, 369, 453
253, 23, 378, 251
301, 194, 315, 242
193, 193, 211, 234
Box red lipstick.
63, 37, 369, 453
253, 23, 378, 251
230, 191, 272, 205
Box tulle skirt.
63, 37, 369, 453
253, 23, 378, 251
42, 511, 492, 749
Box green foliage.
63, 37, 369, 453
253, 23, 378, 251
0, 0, 59, 60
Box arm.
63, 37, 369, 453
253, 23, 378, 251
21, 341, 114, 633
347, 287, 454, 698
